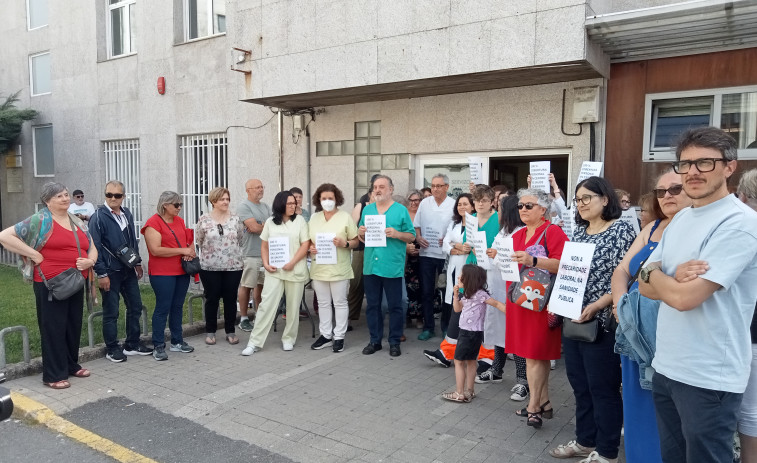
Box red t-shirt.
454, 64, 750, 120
34, 221, 90, 282
141, 214, 192, 276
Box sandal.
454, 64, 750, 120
226, 334, 239, 345
441, 391, 467, 403
205, 334, 216, 345
44, 380, 70, 389
549, 440, 595, 458
463, 390, 476, 403
516, 400, 553, 419
72, 368, 90, 378
526, 410, 543, 429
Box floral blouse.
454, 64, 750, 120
195, 214, 245, 271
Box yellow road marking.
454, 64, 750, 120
11, 391, 158, 463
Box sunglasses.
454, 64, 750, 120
217, 224, 224, 236
74, 195, 84, 199
172, 202, 183, 208
653, 184, 684, 199
517, 202, 537, 210
104, 193, 124, 199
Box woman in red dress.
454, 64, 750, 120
506, 188, 568, 428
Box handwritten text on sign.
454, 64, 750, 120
618, 209, 640, 235
268, 236, 290, 268
364, 215, 387, 247
422, 226, 441, 249
468, 156, 484, 184
530, 161, 550, 193
469, 230, 490, 270
576, 161, 603, 184
492, 234, 520, 281
549, 241, 596, 320
315, 233, 337, 264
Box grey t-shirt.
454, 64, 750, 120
237, 200, 271, 257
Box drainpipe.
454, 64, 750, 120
278, 110, 283, 191
305, 122, 311, 216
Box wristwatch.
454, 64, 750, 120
344, 241, 350, 248
639, 264, 661, 283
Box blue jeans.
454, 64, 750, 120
419, 256, 445, 332
100, 269, 144, 350
652, 372, 742, 463
364, 274, 403, 345
150, 274, 190, 347
563, 330, 623, 459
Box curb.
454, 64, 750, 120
2, 321, 207, 381
11, 391, 159, 463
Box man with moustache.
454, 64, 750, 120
358, 175, 416, 357
639, 127, 757, 463
237, 179, 271, 331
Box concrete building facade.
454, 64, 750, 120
2, 0, 755, 234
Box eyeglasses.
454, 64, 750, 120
653, 184, 684, 198
572, 194, 600, 206
104, 193, 124, 199
517, 202, 537, 210
671, 157, 727, 174
172, 202, 183, 208
408, 198, 421, 203
620, 200, 631, 205
217, 224, 224, 236
74, 195, 84, 199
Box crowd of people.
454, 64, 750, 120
0, 126, 755, 463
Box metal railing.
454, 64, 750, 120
0, 326, 31, 370
0, 247, 19, 267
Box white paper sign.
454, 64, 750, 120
492, 235, 520, 281
468, 156, 484, 184
422, 226, 442, 249
618, 209, 641, 235
560, 209, 575, 240
464, 213, 478, 240
315, 233, 337, 265
364, 215, 387, 247
470, 230, 490, 270
549, 242, 596, 319
530, 161, 551, 193
576, 161, 603, 184
268, 236, 290, 268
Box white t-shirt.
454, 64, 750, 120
647, 194, 757, 393
413, 195, 455, 259
68, 201, 95, 219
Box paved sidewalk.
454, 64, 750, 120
6, 315, 625, 462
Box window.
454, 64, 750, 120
644, 86, 757, 161
27, 0, 48, 30
180, 133, 228, 226
108, 0, 136, 58
29, 52, 51, 96
104, 139, 142, 235
185, 0, 226, 41
33, 125, 54, 177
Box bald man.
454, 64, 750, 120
237, 179, 272, 331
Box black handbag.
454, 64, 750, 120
37, 220, 86, 301
96, 209, 142, 269
507, 225, 556, 312
160, 216, 200, 275
562, 318, 599, 343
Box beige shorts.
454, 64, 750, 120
240, 257, 264, 288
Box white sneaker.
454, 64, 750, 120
551, 360, 556, 370
241, 345, 261, 356
282, 342, 294, 351
509, 383, 529, 401
578, 451, 617, 463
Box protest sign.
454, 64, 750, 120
530, 161, 550, 193
576, 161, 603, 184
364, 215, 387, 247
492, 234, 519, 281
268, 236, 290, 268
315, 233, 337, 264
549, 242, 595, 319
468, 156, 484, 184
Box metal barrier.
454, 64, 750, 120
186, 293, 205, 325
87, 305, 148, 348
0, 246, 19, 267
0, 326, 31, 370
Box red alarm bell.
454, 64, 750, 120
157, 77, 165, 95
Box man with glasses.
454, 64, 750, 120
67, 189, 96, 221
639, 127, 757, 463
237, 179, 271, 331
89, 181, 151, 362
414, 174, 455, 340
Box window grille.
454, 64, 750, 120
179, 133, 228, 226
104, 139, 142, 236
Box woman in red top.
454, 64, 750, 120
506, 188, 568, 428
0, 182, 98, 389
141, 191, 196, 361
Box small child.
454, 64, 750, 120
442, 264, 506, 403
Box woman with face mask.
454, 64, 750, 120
308, 183, 360, 352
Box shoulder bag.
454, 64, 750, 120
562, 318, 600, 342
507, 225, 556, 312
37, 220, 86, 301
159, 216, 200, 275
96, 209, 142, 269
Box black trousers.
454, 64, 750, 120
199, 269, 243, 334
33, 282, 84, 383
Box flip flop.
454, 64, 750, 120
226, 334, 239, 345
44, 380, 70, 389
205, 334, 216, 345
441, 391, 466, 403
72, 368, 90, 378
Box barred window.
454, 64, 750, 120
103, 139, 142, 236
179, 133, 228, 226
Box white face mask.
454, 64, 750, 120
321, 199, 336, 212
